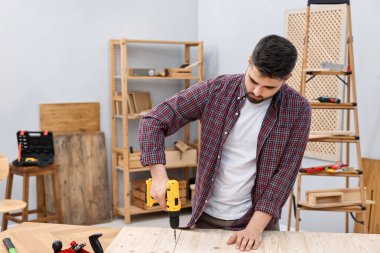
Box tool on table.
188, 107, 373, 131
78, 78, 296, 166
3, 238, 17, 253
146, 178, 181, 242
299, 161, 348, 174
313, 96, 341, 104
52, 233, 103, 253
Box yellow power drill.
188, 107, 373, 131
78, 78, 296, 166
146, 178, 181, 241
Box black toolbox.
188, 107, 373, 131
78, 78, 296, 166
12, 130, 55, 167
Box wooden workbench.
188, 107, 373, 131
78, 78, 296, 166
1, 222, 380, 253
0, 222, 119, 253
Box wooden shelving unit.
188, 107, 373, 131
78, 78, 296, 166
289, 1, 374, 233
109, 39, 203, 223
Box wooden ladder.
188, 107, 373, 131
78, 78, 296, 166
288, 0, 374, 233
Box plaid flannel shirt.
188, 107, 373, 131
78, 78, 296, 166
138, 74, 311, 230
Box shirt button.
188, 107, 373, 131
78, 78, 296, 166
211, 178, 214, 181
237, 96, 241, 100
224, 131, 228, 135
217, 155, 221, 159
205, 200, 208, 203
235, 112, 239, 116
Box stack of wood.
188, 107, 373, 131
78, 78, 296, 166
302, 187, 374, 208
0, 154, 9, 178
132, 178, 187, 210
40, 102, 111, 225
114, 91, 152, 117
123, 147, 197, 170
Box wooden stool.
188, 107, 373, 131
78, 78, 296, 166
2, 163, 63, 230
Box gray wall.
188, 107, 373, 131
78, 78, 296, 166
198, 0, 380, 232
1, 0, 379, 232
0, 0, 198, 219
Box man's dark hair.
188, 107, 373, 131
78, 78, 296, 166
251, 35, 298, 79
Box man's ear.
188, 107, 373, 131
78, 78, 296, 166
248, 56, 252, 66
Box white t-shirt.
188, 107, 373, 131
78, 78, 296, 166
204, 96, 272, 220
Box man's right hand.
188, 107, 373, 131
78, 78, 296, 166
149, 164, 169, 210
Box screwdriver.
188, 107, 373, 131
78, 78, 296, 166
3, 238, 17, 253
313, 96, 341, 104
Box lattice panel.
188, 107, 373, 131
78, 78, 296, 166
285, 5, 347, 161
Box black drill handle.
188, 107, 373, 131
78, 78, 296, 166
52, 240, 63, 253
89, 233, 103, 253
3, 238, 16, 251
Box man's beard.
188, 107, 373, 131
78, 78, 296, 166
246, 92, 264, 104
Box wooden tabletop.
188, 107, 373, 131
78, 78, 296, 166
1, 222, 380, 253
108, 227, 380, 253
0, 222, 120, 253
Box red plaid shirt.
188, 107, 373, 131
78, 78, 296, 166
138, 74, 311, 230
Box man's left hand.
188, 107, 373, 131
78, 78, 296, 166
227, 226, 263, 251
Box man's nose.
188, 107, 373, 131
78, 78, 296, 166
254, 86, 262, 96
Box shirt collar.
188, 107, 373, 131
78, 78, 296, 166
238, 74, 247, 100
239, 74, 285, 108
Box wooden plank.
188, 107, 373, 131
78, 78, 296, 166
44, 132, 110, 225
173, 229, 224, 252
302, 232, 380, 253
308, 192, 343, 205
0, 154, 9, 180
130, 92, 152, 113
310, 102, 356, 109
0, 222, 119, 253
123, 39, 200, 46
106, 227, 176, 253
175, 140, 190, 152
302, 187, 371, 208
40, 103, 100, 134
129, 149, 197, 169
309, 131, 355, 136
355, 158, 380, 233
106, 227, 380, 253
3, 223, 380, 253
127, 93, 136, 114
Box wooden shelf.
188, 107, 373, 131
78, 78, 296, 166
110, 38, 203, 223
297, 203, 374, 212
128, 114, 144, 119
299, 170, 362, 177
309, 130, 355, 136
305, 69, 352, 75
293, 4, 367, 233
308, 135, 359, 143
113, 115, 145, 120
310, 102, 356, 109
111, 39, 200, 46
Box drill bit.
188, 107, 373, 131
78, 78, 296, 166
174, 229, 176, 242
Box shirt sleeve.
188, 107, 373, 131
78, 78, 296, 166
138, 80, 211, 166
254, 102, 312, 219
